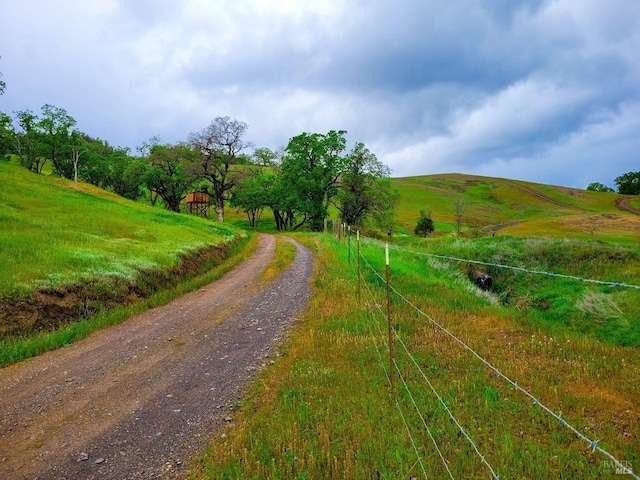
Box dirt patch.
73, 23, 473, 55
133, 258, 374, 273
0, 241, 236, 337
0, 234, 315, 479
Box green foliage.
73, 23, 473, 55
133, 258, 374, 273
393, 235, 640, 346
370, 177, 400, 234
110, 149, 144, 200
144, 143, 199, 212
281, 130, 348, 231
335, 142, 395, 226
230, 168, 275, 227
586, 182, 614, 193
195, 234, 640, 479
253, 146, 278, 166
615, 171, 640, 195
13, 109, 47, 173
38, 104, 77, 177
414, 209, 434, 237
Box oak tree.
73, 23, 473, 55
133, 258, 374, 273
615, 171, 640, 195
144, 144, 198, 212
189, 117, 251, 222
281, 130, 348, 231
335, 142, 393, 226
39, 104, 76, 177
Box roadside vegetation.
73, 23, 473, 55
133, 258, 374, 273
256, 238, 298, 284
0, 161, 247, 356
0, 235, 257, 367
193, 233, 639, 479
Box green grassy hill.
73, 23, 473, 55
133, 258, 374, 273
0, 161, 245, 338
392, 173, 640, 245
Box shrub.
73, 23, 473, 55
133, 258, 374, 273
414, 210, 434, 237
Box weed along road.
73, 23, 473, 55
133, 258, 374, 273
0, 234, 315, 479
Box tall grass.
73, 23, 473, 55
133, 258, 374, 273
191, 233, 639, 479
388, 235, 640, 347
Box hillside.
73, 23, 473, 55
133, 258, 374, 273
0, 161, 245, 337
392, 173, 640, 245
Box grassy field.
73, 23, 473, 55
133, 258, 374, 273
0, 161, 242, 300
392, 173, 640, 245
193, 233, 639, 479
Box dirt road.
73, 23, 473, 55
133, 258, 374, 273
0, 234, 315, 479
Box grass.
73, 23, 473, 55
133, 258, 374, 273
0, 161, 242, 300
191, 233, 639, 479
256, 238, 298, 284
388, 234, 640, 347
3, 161, 639, 477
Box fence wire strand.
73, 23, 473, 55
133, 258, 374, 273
392, 359, 456, 480
362, 281, 430, 478
362, 254, 498, 478
393, 346, 499, 479
362, 279, 454, 479
355, 238, 638, 479
360, 234, 640, 290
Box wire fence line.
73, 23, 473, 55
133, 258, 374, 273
362, 278, 455, 479
359, 233, 640, 290
352, 235, 638, 479
361, 280, 430, 479
362, 268, 497, 479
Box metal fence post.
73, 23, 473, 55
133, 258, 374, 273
356, 230, 361, 303
386, 242, 394, 390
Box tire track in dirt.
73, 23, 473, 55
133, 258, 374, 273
500, 179, 585, 210
0, 234, 315, 479
616, 197, 640, 216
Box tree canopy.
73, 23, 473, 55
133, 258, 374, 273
615, 171, 640, 195
335, 142, 392, 226
1, 103, 398, 231
144, 144, 198, 212
280, 130, 348, 231
586, 182, 614, 193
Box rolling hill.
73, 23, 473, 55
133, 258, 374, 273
392, 173, 640, 245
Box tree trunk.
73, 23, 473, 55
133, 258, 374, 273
217, 197, 225, 222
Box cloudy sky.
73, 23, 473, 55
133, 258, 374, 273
1, 0, 638, 188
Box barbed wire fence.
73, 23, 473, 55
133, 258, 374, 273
334, 225, 638, 479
